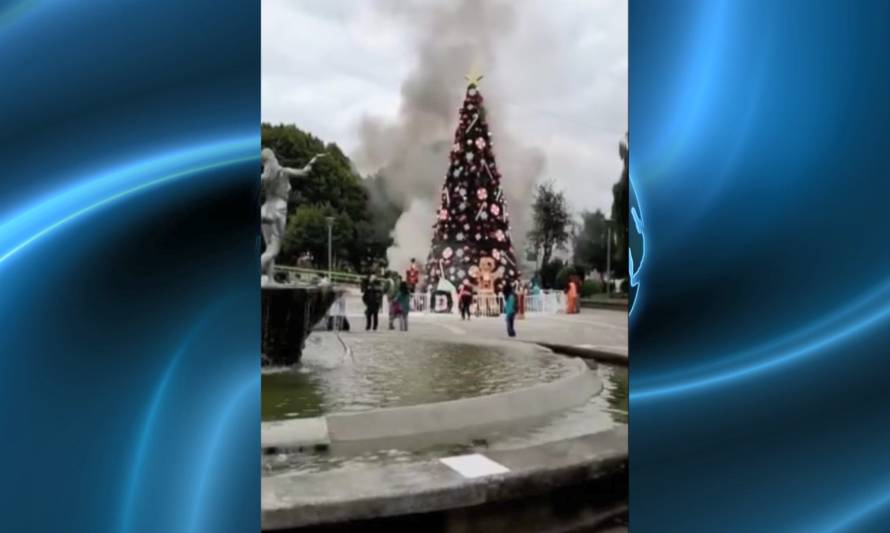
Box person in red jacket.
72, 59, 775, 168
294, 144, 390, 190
406, 258, 420, 294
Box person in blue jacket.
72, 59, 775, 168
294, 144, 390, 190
503, 282, 517, 338
396, 281, 412, 332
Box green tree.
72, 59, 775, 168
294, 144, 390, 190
280, 205, 354, 270
262, 123, 378, 271
555, 263, 578, 291
573, 209, 609, 273
610, 133, 629, 277
539, 258, 564, 290
528, 181, 571, 269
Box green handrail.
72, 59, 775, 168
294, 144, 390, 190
273, 265, 364, 285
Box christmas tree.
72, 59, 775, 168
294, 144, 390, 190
424, 75, 520, 297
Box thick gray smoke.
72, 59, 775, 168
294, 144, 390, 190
354, 0, 545, 275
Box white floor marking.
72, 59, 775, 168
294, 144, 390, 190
577, 343, 629, 354
439, 453, 510, 478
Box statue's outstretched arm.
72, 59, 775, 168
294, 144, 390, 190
283, 153, 326, 177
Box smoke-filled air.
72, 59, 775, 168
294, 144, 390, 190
353, 0, 545, 275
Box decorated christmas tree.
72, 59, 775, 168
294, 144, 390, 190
424, 75, 520, 299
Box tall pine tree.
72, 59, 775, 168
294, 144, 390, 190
424, 77, 520, 295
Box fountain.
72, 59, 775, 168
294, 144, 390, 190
261, 332, 628, 530
260, 148, 337, 366
261, 284, 338, 366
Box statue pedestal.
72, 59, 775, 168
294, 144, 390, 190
261, 285, 338, 366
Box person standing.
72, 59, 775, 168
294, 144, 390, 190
458, 280, 473, 321
503, 283, 517, 338
329, 292, 348, 331
566, 279, 579, 314
363, 275, 381, 331
396, 281, 411, 331
386, 273, 401, 330
406, 258, 420, 294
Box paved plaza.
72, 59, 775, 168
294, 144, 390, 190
334, 290, 628, 357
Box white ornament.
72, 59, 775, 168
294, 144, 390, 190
465, 152, 474, 162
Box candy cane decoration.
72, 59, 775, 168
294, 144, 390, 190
482, 160, 495, 182
466, 113, 479, 133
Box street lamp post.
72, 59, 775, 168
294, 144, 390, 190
326, 216, 334, 281
605, 223, 612, 295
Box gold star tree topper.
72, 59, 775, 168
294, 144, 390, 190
465, 70, 484, 87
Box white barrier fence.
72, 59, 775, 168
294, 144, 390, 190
406, 292, 565, 316
330, 290, 565, 319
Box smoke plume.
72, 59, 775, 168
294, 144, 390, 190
354, 0, 545, 275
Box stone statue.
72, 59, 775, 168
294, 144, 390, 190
260, 148, 325, 284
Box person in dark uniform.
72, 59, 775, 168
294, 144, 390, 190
362, 275, 382, 331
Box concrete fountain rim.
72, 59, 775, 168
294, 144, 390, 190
261, 426, 627, 529
261, 335, 600, 452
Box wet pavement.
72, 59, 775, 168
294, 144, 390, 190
335, 290, 627, 357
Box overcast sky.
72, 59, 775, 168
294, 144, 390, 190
262, 0, 627, 216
